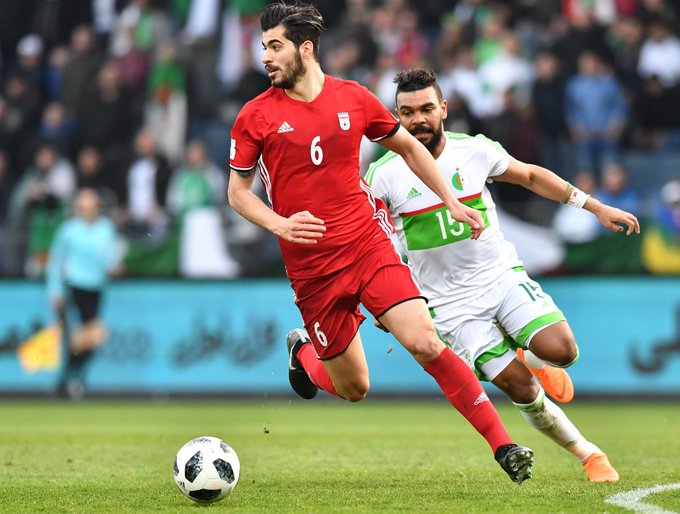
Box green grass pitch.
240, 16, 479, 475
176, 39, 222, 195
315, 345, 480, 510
1, 399, 679, 513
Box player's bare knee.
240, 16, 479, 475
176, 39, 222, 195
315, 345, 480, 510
344, 381, 369, 402
554, 338, 579, 368
337, 377, 370, 402
406, 335, 443, 366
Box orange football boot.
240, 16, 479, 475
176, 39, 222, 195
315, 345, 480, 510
516, 348, 575, 403
583, 453, 620, 483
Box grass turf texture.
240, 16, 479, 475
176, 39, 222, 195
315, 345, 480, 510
1, 400, 679, 513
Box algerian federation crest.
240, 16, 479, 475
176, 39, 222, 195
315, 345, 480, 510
452, 171, 469, 191
337, 112, 350, 130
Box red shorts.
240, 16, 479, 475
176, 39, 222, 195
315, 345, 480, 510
290, 240, 424, 359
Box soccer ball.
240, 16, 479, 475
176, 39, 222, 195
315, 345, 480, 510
173, 436, 240, 503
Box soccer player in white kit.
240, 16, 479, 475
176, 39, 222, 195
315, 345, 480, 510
366, 68, 640, 482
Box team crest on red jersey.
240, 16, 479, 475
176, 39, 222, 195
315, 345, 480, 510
337, 112, 350, 130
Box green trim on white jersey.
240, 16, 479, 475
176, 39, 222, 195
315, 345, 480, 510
365, 150, 398, 186
401, 194, 490, 250
367, 130, 520, 308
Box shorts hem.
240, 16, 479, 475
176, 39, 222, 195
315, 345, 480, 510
374, 295, 428, 320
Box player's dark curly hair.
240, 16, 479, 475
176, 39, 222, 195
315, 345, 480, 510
393, 68, 444, 103
260, 1, 325, 59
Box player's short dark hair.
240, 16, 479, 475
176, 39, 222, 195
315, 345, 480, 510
393, 68, 444, 104
260, 1, 325, 59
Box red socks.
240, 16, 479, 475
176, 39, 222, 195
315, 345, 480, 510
297, 343, 340, 397
425, 347, 512, 453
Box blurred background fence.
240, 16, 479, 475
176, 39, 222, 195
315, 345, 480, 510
2, 278, 679, 396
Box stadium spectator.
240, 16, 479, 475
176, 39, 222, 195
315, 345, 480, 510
565, 50, 628, 178
367, 67, 633, 482
656, 178, 680, 237
8, 143, 76, 276
531, 51, 570, 177
74, 146, 116, 202
110, 19, 152, 117
12, 34, 46, 104
595, 162, 643, 224
2, 74, 43, 170
44, 45, 71, 103
630, 74, 680, 150
166, 140, 225, 219
120, 128, 171, 239
145, 40, 187, 164
477, 33, 534, 116
47, 188, 119, 399
60, 25, 106, 119
228, 2, 535, 484
30, 101, 79, 161
635, 0, 680, 32
607, 16, 644, 91
79, 61, 135, 159
637, 18, 680, 88
551, 6, 611, 76
169, 140, 240, 278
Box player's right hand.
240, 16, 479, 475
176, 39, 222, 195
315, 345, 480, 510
278, 211, 326, 245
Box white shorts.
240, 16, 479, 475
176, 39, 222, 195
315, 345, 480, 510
432, 268, 565, 382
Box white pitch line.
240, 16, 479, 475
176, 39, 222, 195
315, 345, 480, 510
605, 483, 680, 514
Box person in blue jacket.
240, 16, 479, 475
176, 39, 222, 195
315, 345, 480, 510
47, 188, 119, 399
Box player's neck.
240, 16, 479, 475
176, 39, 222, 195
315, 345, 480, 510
284, 66, 325, 102
431, 136, 446, 160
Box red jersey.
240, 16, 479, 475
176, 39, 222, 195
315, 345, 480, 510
230, 75, 400, 279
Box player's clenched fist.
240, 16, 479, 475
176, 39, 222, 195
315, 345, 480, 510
275, 211, 326, 244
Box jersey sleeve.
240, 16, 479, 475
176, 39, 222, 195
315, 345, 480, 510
230, 102, 263, 171
474, 134, 510, 179
362, 87, 400, 142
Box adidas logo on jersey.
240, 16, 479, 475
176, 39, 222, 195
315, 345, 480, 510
407, 187, 422, 199
473, 392, 489, 406
277, 121, 294, 133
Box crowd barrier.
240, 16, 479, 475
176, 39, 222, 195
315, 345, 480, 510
0, 278, 678, 395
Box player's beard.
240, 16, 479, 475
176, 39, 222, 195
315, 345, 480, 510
410, 123, 444, 153
270, 52, 306, 89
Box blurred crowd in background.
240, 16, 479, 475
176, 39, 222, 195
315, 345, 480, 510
1, 0, 679, 279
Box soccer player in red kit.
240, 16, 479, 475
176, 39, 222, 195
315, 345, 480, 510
228, 1, 533, 483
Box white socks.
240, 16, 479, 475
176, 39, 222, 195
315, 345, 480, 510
514, 389, 601, 462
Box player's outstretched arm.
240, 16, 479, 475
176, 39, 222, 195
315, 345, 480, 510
379, 126, 484, 239
228, 169, 326, 244
495, 157, 640, 235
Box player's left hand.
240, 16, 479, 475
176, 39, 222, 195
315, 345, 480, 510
448, 204, 485, 240
592, 203, 640, 235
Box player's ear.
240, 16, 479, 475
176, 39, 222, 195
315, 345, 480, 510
300, 40, 314, 60
441, 99, 448, 120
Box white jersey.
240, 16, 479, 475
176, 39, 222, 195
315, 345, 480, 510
366, 131, 522, 309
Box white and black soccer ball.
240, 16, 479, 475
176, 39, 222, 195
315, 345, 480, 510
173, 436, 240, 503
